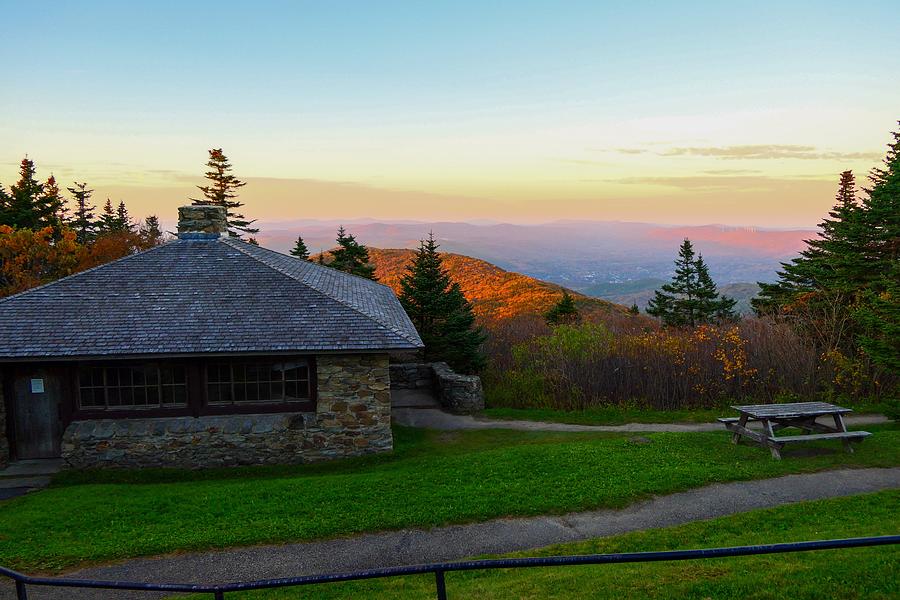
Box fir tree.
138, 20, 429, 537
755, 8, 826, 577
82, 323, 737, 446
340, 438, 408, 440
647, 239, 736, 326
43, 175, 67, 227
98, 199, 118, 232
116, 201, 134, 232
191, 148, 257, 238
0, 186, 10, 226
67, 182, 97, 244
140, 215, 164, 245
545, 290, 580, 325
628, 303, 640, 315
7, 157, 45, 229
290, 235, 310, 260
328, 226, 377, 280
398, 233, 486, 373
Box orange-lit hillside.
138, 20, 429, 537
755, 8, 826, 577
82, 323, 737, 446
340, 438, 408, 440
365, 248, 627, 326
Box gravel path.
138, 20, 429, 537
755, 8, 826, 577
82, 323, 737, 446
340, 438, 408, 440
5, 467, 899, 599
392, 408, 889, 432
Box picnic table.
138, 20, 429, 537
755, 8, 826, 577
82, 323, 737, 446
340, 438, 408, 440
718, 402, 871, 459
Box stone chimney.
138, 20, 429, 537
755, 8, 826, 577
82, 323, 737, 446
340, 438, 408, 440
177, 205, 227, 239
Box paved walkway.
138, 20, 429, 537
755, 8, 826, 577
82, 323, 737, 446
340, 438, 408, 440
0, 459, 62, 500
392, 408, 889, 432
4, 467, 898, 599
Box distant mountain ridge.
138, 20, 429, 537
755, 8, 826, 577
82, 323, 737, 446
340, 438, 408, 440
259, 219, 810, 291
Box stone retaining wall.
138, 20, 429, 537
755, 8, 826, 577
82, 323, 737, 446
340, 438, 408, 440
62, 353, 393, 469
390, 362, 484, 414
389, 363, 435, 390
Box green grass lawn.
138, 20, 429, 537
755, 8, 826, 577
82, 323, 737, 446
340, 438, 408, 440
482, 402, 892, 426
1, 424, 898, 573
206, 490, 900, 599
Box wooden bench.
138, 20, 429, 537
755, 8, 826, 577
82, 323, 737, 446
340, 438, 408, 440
768, 431, 871, 444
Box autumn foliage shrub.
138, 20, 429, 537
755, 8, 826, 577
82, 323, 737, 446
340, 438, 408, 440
484, 318, 838, 411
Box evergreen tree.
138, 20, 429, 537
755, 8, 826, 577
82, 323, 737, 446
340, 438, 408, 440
191, 148, 257, 238
398, 233, 486, 373
290, 235, 310, 260
115, 201, 134, 232
328, 226, 377, 279
7, 158, 45, 229
41, 174, 66, 230
139, 215, 164, 245
695, 253, 737, 322
545, 290, 580, 325
98, 199, 118, 232
647, 239, 735, 326
0, 185, 12, 227
67, 182, 97, 244
628, 303, 640, 315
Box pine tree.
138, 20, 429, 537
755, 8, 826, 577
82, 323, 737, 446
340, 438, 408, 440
191, 148, 257, 238
139, 215, 164, 245
628, 303, 640, 315
43, 175, 66, 227
398, 233, 486, 373
545, 290, 580, 325
328, 226, 377, 280
115, 201, 134, 232
290, 235, 310, 260
0, 186, 10, 226
67, 182, 97, 244
695, 253, 737, 322
7, 158, 45, 230
98, 199, 118, 232
647, 239, 735, 326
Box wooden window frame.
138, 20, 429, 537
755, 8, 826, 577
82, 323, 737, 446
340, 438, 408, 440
69, 356, 317, 421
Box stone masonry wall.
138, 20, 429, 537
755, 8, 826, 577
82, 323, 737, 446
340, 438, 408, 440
0, 383, 8, 468
61, 354, 393, 469
390, 362, 484, 414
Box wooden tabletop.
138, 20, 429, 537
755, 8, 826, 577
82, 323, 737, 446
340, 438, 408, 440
731, 402, 852, 419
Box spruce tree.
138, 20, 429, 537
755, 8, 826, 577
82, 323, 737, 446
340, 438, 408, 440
67, 182, 97, 244
0, 185, 10, 226
328, 226, 377, 280
695, 253, 737, 321
545, 290, 580, 325
7, 158, 45, 230
290, 235, 310, 260
628, 303, 640, 315
399, 233, 486, 373
116, 201, 134, 232
191, 148, 257, 238
140, 215, 163, 245
647, 239, 735, 326
98, 199, 118, 232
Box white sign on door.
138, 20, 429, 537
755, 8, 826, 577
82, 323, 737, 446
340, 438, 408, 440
30, 378, 45, 393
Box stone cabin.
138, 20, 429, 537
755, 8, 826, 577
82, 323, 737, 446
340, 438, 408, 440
0, 206, 424, 469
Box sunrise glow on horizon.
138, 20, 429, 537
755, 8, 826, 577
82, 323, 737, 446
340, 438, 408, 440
2, 1, 898, 228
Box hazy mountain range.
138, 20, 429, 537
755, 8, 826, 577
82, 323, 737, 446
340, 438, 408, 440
257, 219, 810, 313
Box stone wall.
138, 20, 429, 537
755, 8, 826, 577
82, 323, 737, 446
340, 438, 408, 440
389, 363, 434, 390
62, 353, 393, 469
431, 362, 484, 414
0, 383, 8, 468
390, 362, 484, 414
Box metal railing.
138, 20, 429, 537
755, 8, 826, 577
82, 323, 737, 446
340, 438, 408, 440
2, 535, 897, 599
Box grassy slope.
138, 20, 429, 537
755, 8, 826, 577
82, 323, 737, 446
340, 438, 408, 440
218, 490, 900, 600
1, 425, 897, 573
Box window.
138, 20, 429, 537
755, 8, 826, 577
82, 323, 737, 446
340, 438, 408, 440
78, 364, 187, 410
207, 360, 311, 405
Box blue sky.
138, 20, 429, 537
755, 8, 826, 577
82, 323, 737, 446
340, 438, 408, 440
2, 1, 898, 226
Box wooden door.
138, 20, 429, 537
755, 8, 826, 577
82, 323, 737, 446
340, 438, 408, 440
12, 369, 63, 459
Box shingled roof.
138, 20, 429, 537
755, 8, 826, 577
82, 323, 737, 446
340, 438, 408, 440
0, 236, 423, 360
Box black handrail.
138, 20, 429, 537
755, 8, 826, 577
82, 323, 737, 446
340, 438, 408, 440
2, 535, 897, 599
